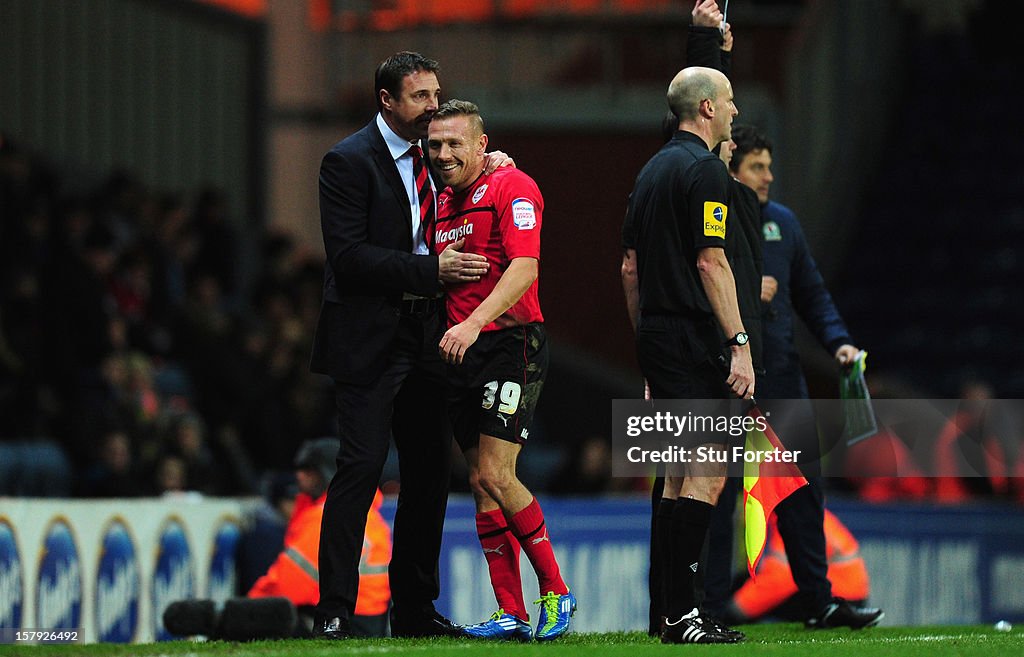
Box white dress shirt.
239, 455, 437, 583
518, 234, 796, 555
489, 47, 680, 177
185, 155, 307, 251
376, 113, 434, 255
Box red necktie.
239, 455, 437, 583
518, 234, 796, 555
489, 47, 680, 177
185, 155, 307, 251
408, 145, 435, 249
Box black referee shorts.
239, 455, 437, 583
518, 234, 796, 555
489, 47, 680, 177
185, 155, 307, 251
636, 314, 733, 446
446, 323, 547, 450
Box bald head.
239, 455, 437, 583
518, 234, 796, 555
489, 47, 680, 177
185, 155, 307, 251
666, 66, 738, 148
667, 67, 728, 121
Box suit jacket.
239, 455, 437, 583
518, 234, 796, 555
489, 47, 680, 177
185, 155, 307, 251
310, 119, 442, 383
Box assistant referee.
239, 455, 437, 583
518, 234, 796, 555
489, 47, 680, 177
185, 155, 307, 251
623, 66, 752, 645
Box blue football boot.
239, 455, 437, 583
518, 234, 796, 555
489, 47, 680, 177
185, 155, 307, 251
461, 610, 533, 641
534, 590, 576, 640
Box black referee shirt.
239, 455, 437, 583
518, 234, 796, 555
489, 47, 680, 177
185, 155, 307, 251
623, 130, 730, 317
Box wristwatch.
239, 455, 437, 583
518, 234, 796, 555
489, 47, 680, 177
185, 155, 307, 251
724, 332, 749, 347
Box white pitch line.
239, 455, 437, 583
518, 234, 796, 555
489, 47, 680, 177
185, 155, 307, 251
874, 634, 990, 643
151, 644, 479, 657
774, 633, 991, 645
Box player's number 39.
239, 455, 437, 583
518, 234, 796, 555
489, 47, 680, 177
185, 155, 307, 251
482, 381, 521, 414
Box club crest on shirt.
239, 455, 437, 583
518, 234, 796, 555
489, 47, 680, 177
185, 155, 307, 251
763, 220, 782, 241
472, 184, 488, 204
511, 198, 537, 230
703, 201, 727, 238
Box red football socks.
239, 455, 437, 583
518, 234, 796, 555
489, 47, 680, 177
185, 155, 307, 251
476, 509, 527, 620
508, 498, 568, 596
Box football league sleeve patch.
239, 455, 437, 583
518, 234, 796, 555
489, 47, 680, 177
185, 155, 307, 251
511, 197, 537, 230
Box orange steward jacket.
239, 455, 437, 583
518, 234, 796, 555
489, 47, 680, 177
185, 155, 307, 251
248, 489, 392, 615
733, 509, 869, 619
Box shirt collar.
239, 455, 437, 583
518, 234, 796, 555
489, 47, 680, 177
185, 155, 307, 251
672, 130, 711, 150
376, 113, 418, 161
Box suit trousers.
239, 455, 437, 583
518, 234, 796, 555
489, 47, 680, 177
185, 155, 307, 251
317, 308, 452, 621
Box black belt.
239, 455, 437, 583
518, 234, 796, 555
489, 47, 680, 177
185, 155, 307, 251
400, 296, 438, 316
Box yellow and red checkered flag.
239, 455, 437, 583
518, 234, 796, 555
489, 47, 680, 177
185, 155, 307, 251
743, 406, 807, 577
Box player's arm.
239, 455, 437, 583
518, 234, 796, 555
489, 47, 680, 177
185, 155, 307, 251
621, 248, 640, 333
622, 247, 653, 400
439, 257, 537, 364
622, 203, 652, 398
621, 202, 641, 333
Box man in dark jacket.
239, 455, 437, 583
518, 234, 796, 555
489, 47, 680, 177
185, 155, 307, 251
310, 51, 506, 640
719, 124, 884, 629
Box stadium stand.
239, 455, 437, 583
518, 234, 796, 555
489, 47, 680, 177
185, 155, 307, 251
834, 8, 1024, 400
0, 134, 336, 496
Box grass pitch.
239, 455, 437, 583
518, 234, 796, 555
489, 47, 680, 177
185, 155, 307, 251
1, 624, 1021, 657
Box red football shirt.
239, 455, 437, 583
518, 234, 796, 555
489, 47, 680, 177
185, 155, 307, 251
433, 167, 543, 331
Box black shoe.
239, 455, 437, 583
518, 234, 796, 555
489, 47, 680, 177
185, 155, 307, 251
806, 599, 884, 630
390, 608, 462, 638
315, 616, 352, 640
700, 613, 746, 642
660, 609, 738, 644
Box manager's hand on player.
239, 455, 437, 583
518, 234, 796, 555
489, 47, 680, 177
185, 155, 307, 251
439, 320, 482, 365
727, 348, 755, 400
483, 150, 515, 173
438, 237, 489, 283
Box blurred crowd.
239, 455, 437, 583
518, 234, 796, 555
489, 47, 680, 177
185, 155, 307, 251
0, 134, 335, 497
837, 376, 1024, 505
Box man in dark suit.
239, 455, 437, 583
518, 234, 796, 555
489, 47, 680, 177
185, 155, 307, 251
310, 51, 492, 640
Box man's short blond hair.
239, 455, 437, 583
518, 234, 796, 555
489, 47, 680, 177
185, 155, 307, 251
432, 99, 485, 135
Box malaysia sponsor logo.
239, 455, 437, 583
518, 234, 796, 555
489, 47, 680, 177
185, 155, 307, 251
511, 198, 536, 230
36, 519, 81, 631
435, 219, 474, 244
702, 201, 727, 238
96, 519, 139, 643
0, 519, 23, 631
472, 184, 488, 204
152, 518, 194, 641
207, 521, 240, 603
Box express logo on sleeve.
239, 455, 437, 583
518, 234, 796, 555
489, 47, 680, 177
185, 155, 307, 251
703, 202, 727, 238
511, 198, 537, 230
